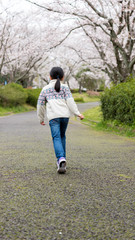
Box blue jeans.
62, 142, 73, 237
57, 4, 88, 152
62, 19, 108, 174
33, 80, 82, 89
49, 118, 69, 161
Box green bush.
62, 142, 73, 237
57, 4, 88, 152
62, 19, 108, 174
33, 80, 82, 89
100, 78, 135, 125
71, 89, 79, 93
0, 83, 28, 107
25, 88, 41, 107
74, 97, 84, 103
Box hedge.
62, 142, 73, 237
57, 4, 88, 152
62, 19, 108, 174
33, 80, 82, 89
0, 83, 28, 107
25, 88, 41, 107
100, 78, 135, 125
74, 97, 84, 103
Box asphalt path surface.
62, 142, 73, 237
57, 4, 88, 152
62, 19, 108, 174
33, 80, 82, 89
1, 103, 135, 240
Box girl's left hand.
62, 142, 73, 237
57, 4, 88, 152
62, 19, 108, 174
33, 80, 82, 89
78, 114, 84, 120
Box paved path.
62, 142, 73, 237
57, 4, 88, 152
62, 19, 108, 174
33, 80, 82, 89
0, 103, 135, 240
77, 102, 100, 112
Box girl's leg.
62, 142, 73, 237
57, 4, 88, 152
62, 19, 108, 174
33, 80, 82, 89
60, 118, 69, 159
49, 118, 65, 160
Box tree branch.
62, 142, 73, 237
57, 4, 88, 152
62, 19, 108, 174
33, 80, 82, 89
129, 57, 135, 71
47, 24, 91, 50
15, 56, 42, 82
25, 0, 94, 23
84, 0, 108, 19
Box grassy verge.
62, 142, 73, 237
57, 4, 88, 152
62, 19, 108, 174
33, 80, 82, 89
0, 104, 36, 116
82, 106, 135, 138
72, 93, 100, 103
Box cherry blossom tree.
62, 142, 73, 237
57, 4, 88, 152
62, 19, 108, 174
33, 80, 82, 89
26, 0, 135, 84
0, 2, 52, 86
1, 0, 134, 87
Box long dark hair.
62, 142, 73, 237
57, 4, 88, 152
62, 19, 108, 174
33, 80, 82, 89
50, 67, 64, 92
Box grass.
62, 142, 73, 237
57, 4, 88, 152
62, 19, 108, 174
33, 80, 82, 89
82, 106, 135, 138
83, 106, 102, 122
72, 92, 100, 103
0, 104, 36, 116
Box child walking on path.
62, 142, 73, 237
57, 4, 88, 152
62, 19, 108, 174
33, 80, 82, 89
37, 67, 84, 173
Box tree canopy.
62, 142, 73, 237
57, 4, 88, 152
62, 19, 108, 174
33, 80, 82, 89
0, 0, 134, 87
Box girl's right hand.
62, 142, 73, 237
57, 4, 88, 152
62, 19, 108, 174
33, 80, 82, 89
78, 114, 84, 120
41, 121, 45, 125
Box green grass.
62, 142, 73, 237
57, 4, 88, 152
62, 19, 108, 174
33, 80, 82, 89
82, 106, 135, 138
72, 93, 100, 103
83, 106, 102, 122
0, 104, 36, 116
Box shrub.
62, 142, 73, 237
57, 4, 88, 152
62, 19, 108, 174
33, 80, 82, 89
25, 88, 41, 107
74, 97, 84, 103
0, 83, 28, 107
100, 78, 135, 125
71, 89, 79, 93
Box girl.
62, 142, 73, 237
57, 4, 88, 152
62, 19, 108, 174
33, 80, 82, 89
37, 67, 84, 173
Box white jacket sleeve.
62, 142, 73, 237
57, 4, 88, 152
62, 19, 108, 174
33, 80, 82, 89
66, 98, 80, 116
37, 89, 46, 123
64, 86, 80, 116
37, 104, 46, 123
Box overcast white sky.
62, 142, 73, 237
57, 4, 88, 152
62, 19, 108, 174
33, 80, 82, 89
1, 0, 36, 13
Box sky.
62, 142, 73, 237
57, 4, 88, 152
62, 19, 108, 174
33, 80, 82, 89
1, 0, 36, 13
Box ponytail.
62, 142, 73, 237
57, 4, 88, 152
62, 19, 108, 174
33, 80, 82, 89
50, 67, 64, 93
55, 75, 61, 92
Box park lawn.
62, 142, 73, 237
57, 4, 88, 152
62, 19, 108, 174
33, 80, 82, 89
82, 106, 135, 138
0, 104, 36, 116
83, 106, 102, 122
72, 92, 100, 103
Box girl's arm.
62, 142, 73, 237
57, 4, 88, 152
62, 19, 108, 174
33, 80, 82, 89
37, 89, 46, 124
64, 86, 84, 119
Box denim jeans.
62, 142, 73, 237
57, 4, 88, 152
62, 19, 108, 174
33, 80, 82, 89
49, 118, 69, 161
